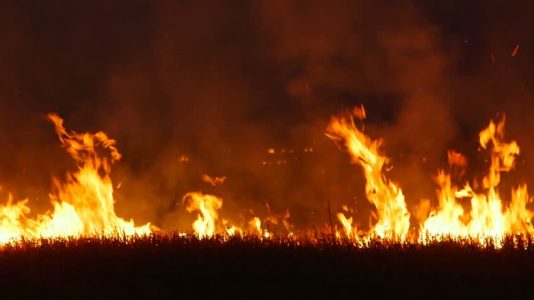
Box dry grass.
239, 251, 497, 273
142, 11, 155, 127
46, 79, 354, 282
0, 234, 533, 298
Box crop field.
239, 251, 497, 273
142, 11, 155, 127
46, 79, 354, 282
0, 235, 533, 298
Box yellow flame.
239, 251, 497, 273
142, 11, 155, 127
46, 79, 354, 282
336, 212, 357, 240
326, 108, 410, 241
0, 114, 151, 244
0, 197, 33, 244
247, 216, 271, 238
45, 114, 151, 237
420, 117, 533, 247
0, 107, 532, 248
248, 217, 262, 236
184, 192, 222, 238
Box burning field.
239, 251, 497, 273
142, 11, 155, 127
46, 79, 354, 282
0, 98, 533, 297
2, 106, 533, 245
0, 0, 533, 297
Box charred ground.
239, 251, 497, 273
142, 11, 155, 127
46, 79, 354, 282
0, 236, 533, 298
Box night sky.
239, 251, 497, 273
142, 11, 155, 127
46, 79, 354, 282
0, 0, 532, 230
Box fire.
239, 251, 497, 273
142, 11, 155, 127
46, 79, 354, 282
336, 212, 356, 240
418, 171, 467, 241
224, 221, 243, 237
183, 193, 293, 239
420, 117, 533, 246
0, 114, 152, 244
248, 217, 264, 237
184, 192, 223, 238
326, 108, 534, 247
0, 106, 532, 248
0, 197, 33, 244
326, 108, 410, 242
248, 217, 268, 238
45, 114, 152, 237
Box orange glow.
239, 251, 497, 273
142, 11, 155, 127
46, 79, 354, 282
202, 174, 227, 186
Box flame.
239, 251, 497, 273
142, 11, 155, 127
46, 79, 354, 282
224, 222, 243, 237
201, 174, 227, 186
420, 117, 533, 246
326, 108, 410, 241
45, 114, 152, 237
419, 171, 467, 241
327, 108, 534, 247
336, 212, 356, 240
0, 106, 532, 248
183, 194, 291, 239
184, 192, 223, 238
248, 217, 261, 235
248, 217, 271, 238
0, 114, 151, 244
0, 197, 33, 244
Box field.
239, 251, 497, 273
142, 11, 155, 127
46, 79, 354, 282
0, 235, 533, 298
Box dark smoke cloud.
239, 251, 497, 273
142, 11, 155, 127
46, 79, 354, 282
0, 0, 532, 230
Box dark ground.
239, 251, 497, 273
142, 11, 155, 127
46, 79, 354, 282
0, 235, 532, 299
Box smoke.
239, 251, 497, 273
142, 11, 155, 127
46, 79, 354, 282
0, 0, 532, 230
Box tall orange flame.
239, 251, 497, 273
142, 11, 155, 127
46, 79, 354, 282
326, 108, 410, 242
0, 114, 151, 244
0, 107, 532, 248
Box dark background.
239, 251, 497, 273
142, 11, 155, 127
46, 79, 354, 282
0, 0, 532, 231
